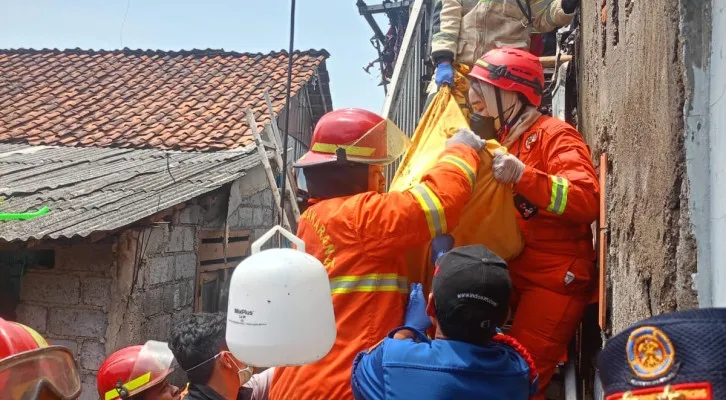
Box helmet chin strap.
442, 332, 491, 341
494, 88, 506, 140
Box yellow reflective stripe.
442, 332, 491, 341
409, 184, 447, 238
440, 155, 475, 188
311, 142, 376, 156
329, 273, 408, 295
19, 324, 48, 348
547, 176, 569, 215
104, 372, 152, 400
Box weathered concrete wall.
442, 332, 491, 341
17, 242, 115, 400
579, 0, 700, 334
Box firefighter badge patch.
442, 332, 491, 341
524, 133, 537, 150
626, 326, 676, 381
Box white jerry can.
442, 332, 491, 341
226, 225, 336, 367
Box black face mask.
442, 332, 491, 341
469, 113, 497, 140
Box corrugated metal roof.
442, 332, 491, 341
0, 143, 265, 242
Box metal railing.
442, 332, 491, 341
381, 0, 432, 183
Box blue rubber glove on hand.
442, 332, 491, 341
435, 62, 454, 88
404, 283, 432, 333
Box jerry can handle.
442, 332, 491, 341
251, 225, 305, 254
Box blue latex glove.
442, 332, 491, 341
430, 234, 455, 265
435, 62, 454, 88
404, 283, 432, 333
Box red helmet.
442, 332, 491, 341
0, 318, 48, 360
0, 318, 82, 399
468, 47, 545, 107
97, 341, 175, 400
294, 108, 410, 168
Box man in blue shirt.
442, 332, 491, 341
351, 245, 538, 399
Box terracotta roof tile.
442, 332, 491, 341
0, 48, 330, 151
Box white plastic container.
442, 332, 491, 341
226, 225, 336, 367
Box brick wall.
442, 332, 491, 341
14, 181, 277, 398
16, 242, 115, 400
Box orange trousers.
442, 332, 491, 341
507, 247, 596, 400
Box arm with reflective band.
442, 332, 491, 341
431, 0, 462, 61
514, 127, 599, 223
531, 0, 575, 34
355, 144, 479, 252
329, 273, 409, 295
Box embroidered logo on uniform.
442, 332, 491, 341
525, 133, 537, 150
607, 383, 712, 400
626, 326, 676, 380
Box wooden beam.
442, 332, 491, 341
245, 109, 292, 231
263, 90, 302, 222
539, 54, 573, 68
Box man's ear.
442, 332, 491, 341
220, 351, 236, 369
426, 293, 436, 318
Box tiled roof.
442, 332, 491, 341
0, 143, 268, 242
0, 48, 331, 151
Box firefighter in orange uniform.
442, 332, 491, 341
0, 317, 83, 399
269, 108, 485, 400
97, 341, 181, 400
467, 48, 600, 399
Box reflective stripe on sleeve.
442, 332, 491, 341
409, 183, 447, 238
440, 155, 476, 188
547, 176, 569, 215
329, 273, 408, 295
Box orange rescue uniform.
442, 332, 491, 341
269, 144, 480, 400
505, 115, 600, 398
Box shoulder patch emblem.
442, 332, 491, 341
626, 326, 676, 380
524, 133, 537, 150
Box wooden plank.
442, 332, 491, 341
227, 240, 250, 258
263, 90, 302, 222
246, 108, 292, 231
199, 242, 224, 262
598, 152, 608, 330
199, 263, 231, 273
539, 54, 573, 68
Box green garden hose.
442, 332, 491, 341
0, 206, 50, 221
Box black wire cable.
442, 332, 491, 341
279, 0, 297, 226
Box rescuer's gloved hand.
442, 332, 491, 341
492, 148, 525, 184
435, 62, 454, 88
404, 283, 432, 333
561, 0, 579, 14
446, 127, 486, 152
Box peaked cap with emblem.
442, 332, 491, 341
597, 308, 726, 400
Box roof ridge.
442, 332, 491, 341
0, 47, 331, 59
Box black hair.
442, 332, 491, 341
302, 162, 369, 199
169, 312, 227, 384
434, 298, 510, 347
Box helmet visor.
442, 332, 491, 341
0, 346, 81, 400
297, 118, 411, 167
104, 341, 175, 400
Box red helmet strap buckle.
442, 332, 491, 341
115, 379, 130, 399
483, 62, 543, 97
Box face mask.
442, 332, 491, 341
228, 355, 253, 387
469, 113, 497, 140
